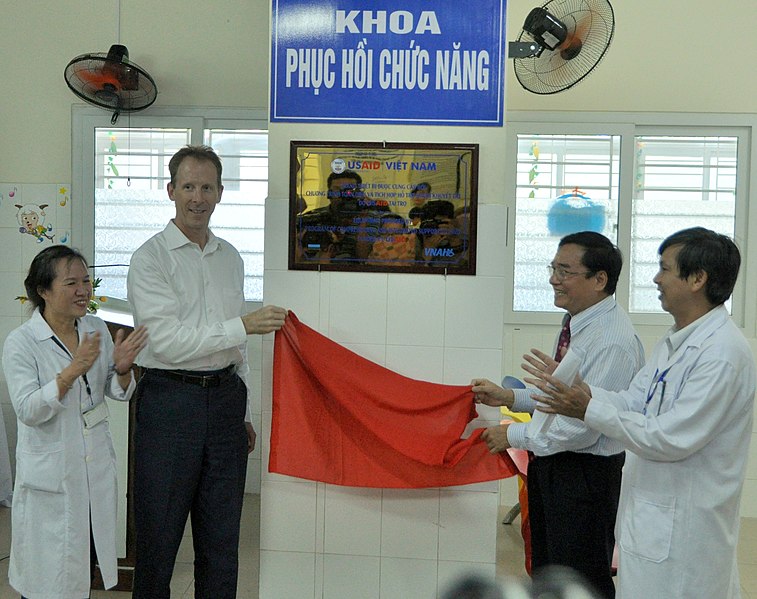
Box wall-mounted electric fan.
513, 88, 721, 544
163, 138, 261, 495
64, 44, 158, 124
509, 0, 615, 94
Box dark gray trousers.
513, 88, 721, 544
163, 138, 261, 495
131, 370, 248, 599
528, 451, 624, 599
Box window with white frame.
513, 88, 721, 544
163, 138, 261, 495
630, 135, 737, 312
507, 116, 750, 323
73, 107, 268, 303
513, 134, 620, 312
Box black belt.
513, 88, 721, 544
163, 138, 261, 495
146, 365, 236, 388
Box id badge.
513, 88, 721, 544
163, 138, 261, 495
83, 401, 108, 428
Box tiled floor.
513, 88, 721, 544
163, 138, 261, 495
0, 496, 259, 599
1, 499, 756, 598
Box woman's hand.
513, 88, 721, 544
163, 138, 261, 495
57, 332, 101, 398
71, 331, 101, 377
113, 325, 148, 376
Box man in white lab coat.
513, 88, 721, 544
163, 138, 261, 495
529, 227, 756, 599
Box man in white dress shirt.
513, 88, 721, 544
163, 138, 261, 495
530, 227, 755, 599
127, 145, 287, 599
472, 231, 644, 598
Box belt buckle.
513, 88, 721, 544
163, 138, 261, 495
200, 375, 212, 388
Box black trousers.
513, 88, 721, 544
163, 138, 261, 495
131, 371, 248, 599
527, 451, 624, 599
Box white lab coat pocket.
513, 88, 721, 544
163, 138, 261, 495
620, 487, 675, 563
17, 443, 65, 493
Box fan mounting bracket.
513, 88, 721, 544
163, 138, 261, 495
508, 41, 543, 59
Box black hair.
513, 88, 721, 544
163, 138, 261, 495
411, 182, 431, 194
327, 170, 362, 188
659, 227, 740, 306
440, 574, 504, 599
421, 200, 455, 221
168, 145, 223, 189
24, 245, 89, 312
558, 231, 622, 295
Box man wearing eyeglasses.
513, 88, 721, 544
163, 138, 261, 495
525, 228, 755, 599
472, 231, 644, 598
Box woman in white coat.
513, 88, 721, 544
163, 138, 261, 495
2, 245, 147, 599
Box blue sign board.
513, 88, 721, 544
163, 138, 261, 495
271, 1, 506, 126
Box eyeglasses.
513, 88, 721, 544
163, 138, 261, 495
547, 265, 592, 281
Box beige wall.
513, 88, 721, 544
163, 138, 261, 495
504, 0, 757, 114
3, 0, 757, 183
2, 1, 757, 595
0, 0, 271, 182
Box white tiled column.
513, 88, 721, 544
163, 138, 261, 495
260, 200, 509, 598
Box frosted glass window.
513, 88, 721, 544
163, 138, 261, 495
512, 132, 739, 316
630, 136, 737, 312
93, 128, 268, 301
513, 134, 620, 312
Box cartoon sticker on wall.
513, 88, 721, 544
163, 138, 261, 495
0, 185, 18, 207
15, 203, 56, 243
58, 186, 71, 243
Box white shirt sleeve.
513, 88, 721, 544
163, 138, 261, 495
127, 243, 247, 366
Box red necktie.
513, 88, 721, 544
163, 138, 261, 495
554, 316, 571, 363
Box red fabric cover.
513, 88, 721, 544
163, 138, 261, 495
270, 312, 517, 488
507, 445, 532, 574
518, 474, 532, 576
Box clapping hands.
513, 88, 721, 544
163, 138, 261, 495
71, 331, 101, 377
113, 325, 148, 376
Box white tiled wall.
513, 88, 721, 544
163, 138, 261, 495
323, 554, 381, 599
323, 487, 383, 556
0, 183, 53, 492
259, 200, 506, 598
438, 490, 499, 562
379, 557, 439, 599
245, 334, 264, 494
260, 479, 317, 553
259, 550, 316, 598
386, 275, 447, 347
380, 489, 441, 559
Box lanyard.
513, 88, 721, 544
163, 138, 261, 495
50, 335, 93, 399
643, 366, 671, 416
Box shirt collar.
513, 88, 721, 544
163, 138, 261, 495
665, 304, 727, 356
164, 220, 220, 253
28, 307, 94, 341
567, 295, 616, 336
28, 308, 54, 341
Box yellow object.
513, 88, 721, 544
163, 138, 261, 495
500, 406, 531, 423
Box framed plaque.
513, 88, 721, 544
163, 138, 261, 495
289, 141, 478, 275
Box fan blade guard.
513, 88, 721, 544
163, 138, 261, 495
511, 0, 615, 95
64, 44, 158, 113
